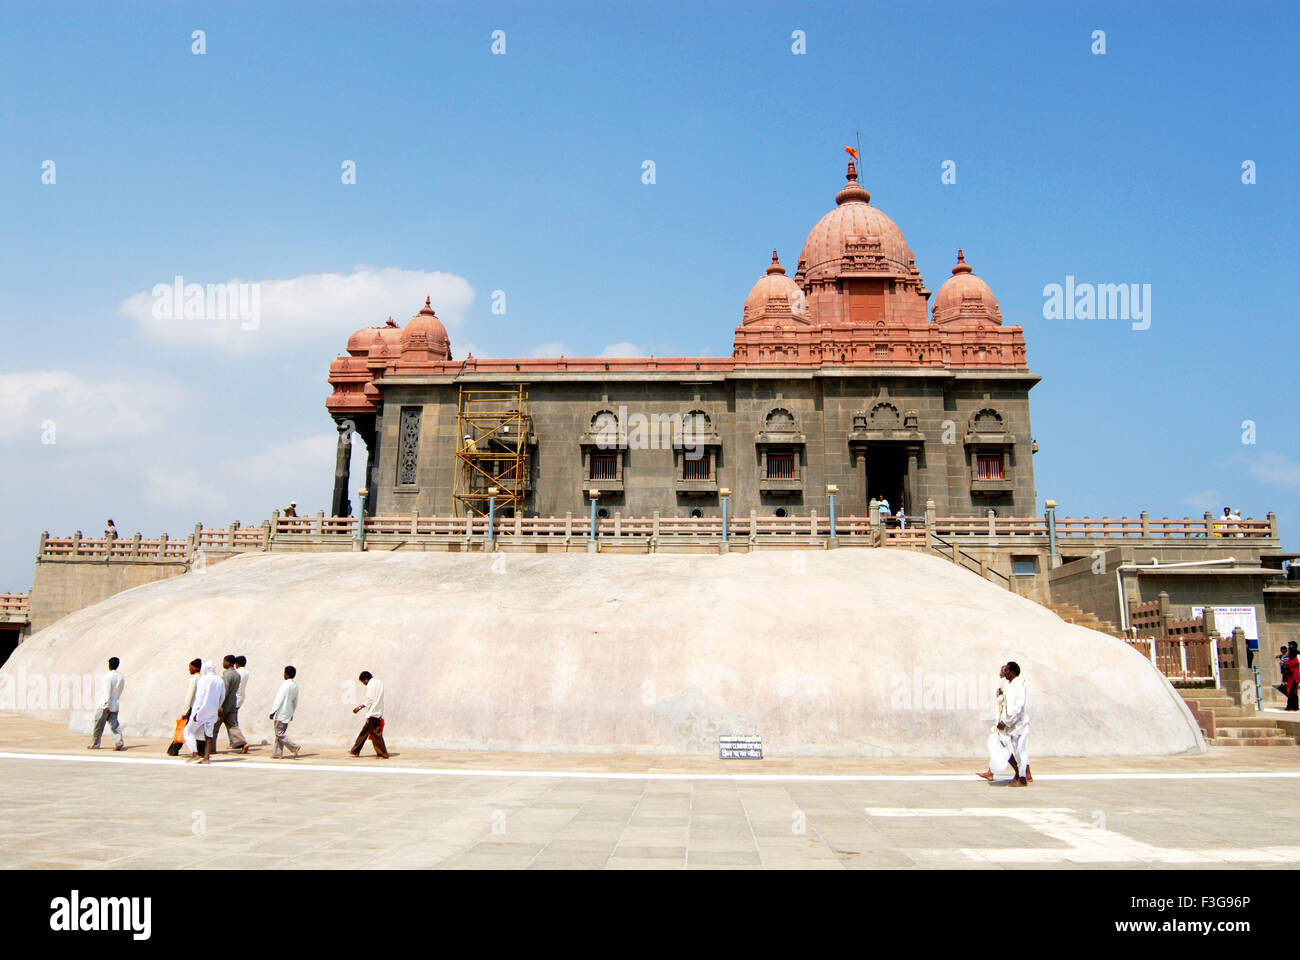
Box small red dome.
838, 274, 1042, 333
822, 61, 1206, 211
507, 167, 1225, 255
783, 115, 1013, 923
742, 250, 808, 324
932, 250, 1003, 326
399, 297, 452, 361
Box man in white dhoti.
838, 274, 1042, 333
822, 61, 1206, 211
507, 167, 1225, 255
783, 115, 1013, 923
1001, 661, 1031, 786
977, 664, 1013, 781
184, 661, 225, 764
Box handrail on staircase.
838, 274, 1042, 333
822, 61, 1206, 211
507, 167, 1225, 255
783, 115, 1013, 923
929, 531, 1011, 587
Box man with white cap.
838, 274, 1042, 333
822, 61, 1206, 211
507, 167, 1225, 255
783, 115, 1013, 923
184, 661, 225, 764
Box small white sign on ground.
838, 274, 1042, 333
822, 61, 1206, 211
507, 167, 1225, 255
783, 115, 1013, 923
719, 735, 762, 759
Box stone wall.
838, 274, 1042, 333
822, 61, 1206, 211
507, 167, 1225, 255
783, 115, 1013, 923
370, 371, 1038, 520
28, 555, 244, 633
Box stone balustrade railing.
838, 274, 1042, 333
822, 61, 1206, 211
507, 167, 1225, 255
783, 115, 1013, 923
33, 509, 1280, 562
0, 593, 30, 614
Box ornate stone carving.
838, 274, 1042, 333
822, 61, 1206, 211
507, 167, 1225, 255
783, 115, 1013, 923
397, 407, 421, 485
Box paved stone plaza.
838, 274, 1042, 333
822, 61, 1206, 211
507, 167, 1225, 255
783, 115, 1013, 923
2, 715, 1299, 870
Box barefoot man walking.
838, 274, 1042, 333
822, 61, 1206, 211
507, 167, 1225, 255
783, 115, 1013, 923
1001, 661, 1031, 786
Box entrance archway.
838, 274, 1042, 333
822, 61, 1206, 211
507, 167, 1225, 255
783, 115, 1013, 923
865, 445, 906, 512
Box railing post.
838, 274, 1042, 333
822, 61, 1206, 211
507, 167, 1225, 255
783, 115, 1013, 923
1045, 499, 1058, 566
1178, 639, 1188, 681
261, 521, 271, 551
1210, 637, 1221, 688
651, 510, 661, 553
411, 511, 419, 536
810, 509, 819, 547
1157, 590, 1171, 637
514, 512, 522, 536
564, 511, 573, 546
73, 530, 83, 557
749, 509, 758, 549
131, 532, 141, 558
614, 510, 622, 539
1268, 511, 1278, 539
987, 509, 996, 536
38, 531, 48, 558
924, 500, 936, 552
158, 533, 169, 559
1140, 510, 1150, 537
1204, 511, 1214, 538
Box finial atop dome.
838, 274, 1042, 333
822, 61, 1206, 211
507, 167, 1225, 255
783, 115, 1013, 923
836, 161, 870, 206
952, 249, 973, 275
385, 316, 397, 327
420, 296, 436, 315
766, 249, 786, 276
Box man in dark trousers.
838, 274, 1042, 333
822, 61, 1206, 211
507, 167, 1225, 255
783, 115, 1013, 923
212, 654, 249, 754
350, 671, 389, 758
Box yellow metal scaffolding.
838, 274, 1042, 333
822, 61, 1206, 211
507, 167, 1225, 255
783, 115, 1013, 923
452, 385, 531, 517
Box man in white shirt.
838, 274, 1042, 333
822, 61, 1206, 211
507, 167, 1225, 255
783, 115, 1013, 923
234, 655, 249, 711
268, 665, 301, 759
349, 671, 389, 759
1000, 661, 1031, 786
88, 657, 125, 750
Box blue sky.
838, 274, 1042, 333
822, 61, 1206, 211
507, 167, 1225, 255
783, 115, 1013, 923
1, 0, 1297, 590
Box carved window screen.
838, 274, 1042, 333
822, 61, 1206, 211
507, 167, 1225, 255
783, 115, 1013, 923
398, 407, 422, 485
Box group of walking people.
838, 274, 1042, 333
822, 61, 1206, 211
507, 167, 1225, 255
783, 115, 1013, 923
86, 656, 391, 761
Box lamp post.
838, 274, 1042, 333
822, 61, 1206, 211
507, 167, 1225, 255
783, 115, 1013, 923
1045, 499, 1058, 566
827, 484, 838, 547
487, 486, 499, 552
355, 487, 369, 552
719, 487, 731, 550
588, 490, 600, 553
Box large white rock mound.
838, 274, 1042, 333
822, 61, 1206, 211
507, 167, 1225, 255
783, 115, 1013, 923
0, 550, 1204, 757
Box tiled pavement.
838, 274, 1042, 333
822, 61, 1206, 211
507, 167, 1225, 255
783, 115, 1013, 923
2, 714, 1299, 870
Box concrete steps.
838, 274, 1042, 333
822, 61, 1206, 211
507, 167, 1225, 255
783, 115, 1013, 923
1177, 688, 1297, 747
1045, 602, 1125, 639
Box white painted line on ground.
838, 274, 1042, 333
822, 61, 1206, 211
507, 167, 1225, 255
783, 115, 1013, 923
2, 751, 1300, 784
865, 807, 1300, 864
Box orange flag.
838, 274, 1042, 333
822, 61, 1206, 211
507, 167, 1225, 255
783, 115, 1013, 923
844, 146, 859, 161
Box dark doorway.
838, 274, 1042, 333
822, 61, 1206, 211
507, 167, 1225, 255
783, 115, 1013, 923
865, 445, 906, 512
0, 628, 19, 668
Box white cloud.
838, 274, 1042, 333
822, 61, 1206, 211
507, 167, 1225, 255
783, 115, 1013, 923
145, 466, 229, 513
529, 342, 567, 357
0, 371, 188, 444
598, 341, 647, 357
144, 434, 339, 518
119, 266, 475, 355
1180, 489, 1221, 512
1249, 452, 1300, 486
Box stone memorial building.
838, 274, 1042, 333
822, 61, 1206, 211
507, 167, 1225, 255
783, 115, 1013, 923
326, 161, 1038, 520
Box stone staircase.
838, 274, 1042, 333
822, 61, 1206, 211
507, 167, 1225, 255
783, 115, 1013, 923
1179, 688, 1297, 746
1046, 602, 1124, 639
